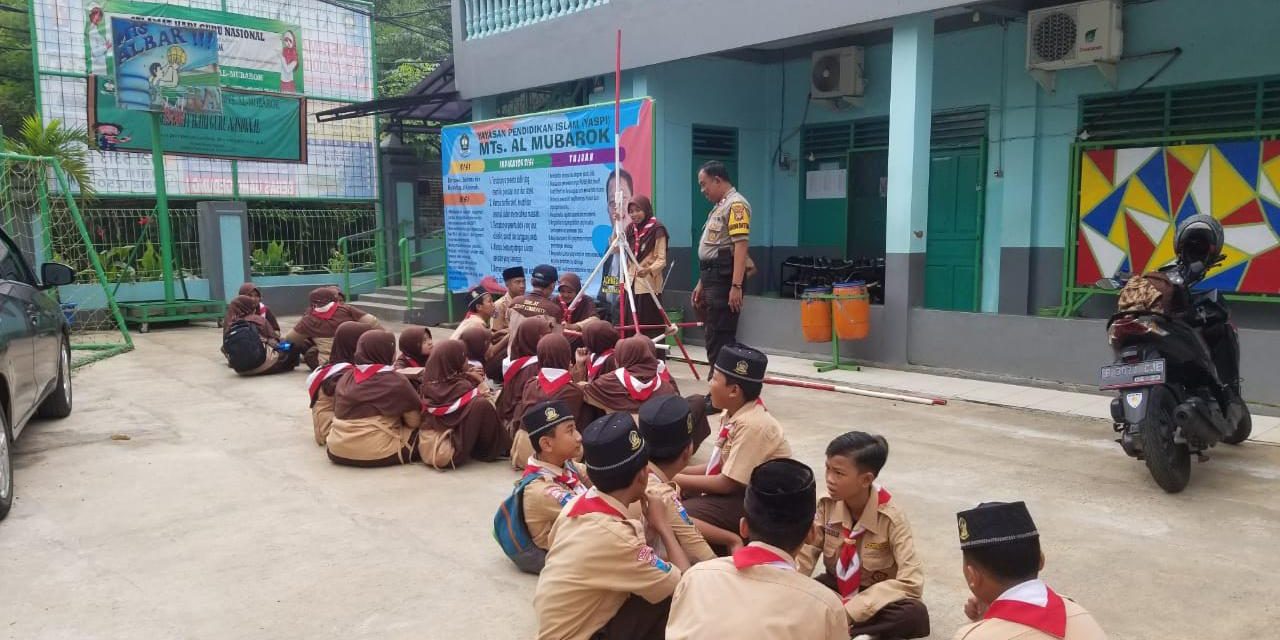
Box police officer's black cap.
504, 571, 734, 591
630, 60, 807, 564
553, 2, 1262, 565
581, 412, 648, 475
638, 395, 692, 459
956, 501, 1039, 550
531, 264, 558, 288
502, 266, 525, 281
745, 458, 816, 524
714, 342, 767, 383
522, 400, 574, 439
466, 285, 490, 311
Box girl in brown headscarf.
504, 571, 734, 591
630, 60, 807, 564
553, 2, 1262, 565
307, 321, 375, 446
508, 333, 588, 468
578, 320, 620, 381
237, 282, 280, 332
285, 287, 380, 370
624, 195, 669, 337
222, 295, 299, 376
395, 326, 432, 369
418, 339, 507, 469
326, 330, 422, 467
495, 318, 553, 433
582, 335, 677, 419
454, 324, 497, 391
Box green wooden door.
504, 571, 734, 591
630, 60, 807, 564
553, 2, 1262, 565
846, 148, 888, 259
924, 149, 984, 311
690, 126, 737, 285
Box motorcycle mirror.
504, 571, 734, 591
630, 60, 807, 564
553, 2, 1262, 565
1095, 278, 1121, 291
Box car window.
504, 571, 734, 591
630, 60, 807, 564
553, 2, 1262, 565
0, 233, 35, 286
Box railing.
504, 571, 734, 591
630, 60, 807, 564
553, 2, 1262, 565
246, 207, 379, 277
399, 230, 452, 323
462, 0, 609, 39
338, 227, 387, 297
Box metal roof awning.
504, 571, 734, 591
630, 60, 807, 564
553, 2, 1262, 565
315, 56, 471, 135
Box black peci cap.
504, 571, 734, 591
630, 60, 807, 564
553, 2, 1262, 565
745, 458, 816, 525
466, 285, 490, 311
581, 412, 648, 477
531, 264, 558, 288
522, 400, 574, 439
502, 266, 525, 282
638, 395, 692, 459
715, 342, 768, 383
956, 501, 1039, 550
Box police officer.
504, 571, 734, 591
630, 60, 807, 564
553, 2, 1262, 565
692, 160, 750, 371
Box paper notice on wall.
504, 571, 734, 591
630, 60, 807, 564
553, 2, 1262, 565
806, 169, 846, 199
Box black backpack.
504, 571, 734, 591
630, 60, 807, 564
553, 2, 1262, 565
223, 319, 267, 372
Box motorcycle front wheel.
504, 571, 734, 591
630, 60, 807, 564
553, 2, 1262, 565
1141, 385, 1191, 493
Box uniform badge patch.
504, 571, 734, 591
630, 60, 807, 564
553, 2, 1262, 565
958, 516, 970, 541
637, 546, 671, 572
629, 430, 642, 451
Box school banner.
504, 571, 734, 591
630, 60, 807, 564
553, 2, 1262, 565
441, 99, 655, 293
89, 76, 307, 162
109, 17, 221, 113
88, 0, 303, 94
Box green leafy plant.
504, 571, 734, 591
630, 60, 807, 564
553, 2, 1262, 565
251, 240, 302, 276
3, 115, 96, 201
137, 242, 162, 279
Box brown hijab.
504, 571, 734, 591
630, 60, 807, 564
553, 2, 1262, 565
514, 333, 584, 426
497, 318, 552, 424
317, 321, 375, 399
396, 326, 432, 369
625, 195, 668, 263
510, 317, 552, 360
334, 331, 420, 420
583, 335, 673, 412
237, 282, 260, 297
557, 273, 596, 324
420, 339, 475, 407
456, 325, 490, 364
224, 295, 272, 338
292, 287, 365, 339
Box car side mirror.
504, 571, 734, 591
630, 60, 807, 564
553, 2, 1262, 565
40, 262, 75, 288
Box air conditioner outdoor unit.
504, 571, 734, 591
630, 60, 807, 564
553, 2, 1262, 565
1026, 0, 1123, 93
811, 46, 864, 104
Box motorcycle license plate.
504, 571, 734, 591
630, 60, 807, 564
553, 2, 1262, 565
1099, 359, 1166, 390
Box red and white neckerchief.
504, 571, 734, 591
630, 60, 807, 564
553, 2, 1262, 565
311, 301, 338, 320
565, 488, 625, 519
630, 216, 658, 256
466, 359, 484, 370
537, 368, 572, 395
614, 368, 662, 402
258, 302, 270, 317
732, 544, 794, 571
502, 355, 538, 384
522, 458, 584, 491
556, 297, 574, 324
656, 360, 672, 383
983, 580, 1068, 639
423, 387, 480, 416
588, 349, 615, 379
834, 486, 893, 600
351, 364, 395, 383
306, 362, 351, 399
705, 398, 765, 475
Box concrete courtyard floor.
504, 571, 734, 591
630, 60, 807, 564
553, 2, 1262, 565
2, 322, 1279, 639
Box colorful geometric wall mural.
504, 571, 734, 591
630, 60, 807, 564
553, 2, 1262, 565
1076, 141, 1280, 294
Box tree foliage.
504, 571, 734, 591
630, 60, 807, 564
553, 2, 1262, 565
0, 3, 35, 139
4, 115, 97, 200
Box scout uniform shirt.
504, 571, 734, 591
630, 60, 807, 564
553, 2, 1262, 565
706, 399, 792, 485
533, 488, 682, 640
491, 293, 513, 332
519, 456, 588, 550
646, 463, 716, 563
454, 311, 488, 335
666, 542, 849, 640
797, 486, 924, 624
697, 187, 751, 262
953, 580, 1107, 640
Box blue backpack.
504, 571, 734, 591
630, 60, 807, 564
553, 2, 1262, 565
494, 473, 547, 574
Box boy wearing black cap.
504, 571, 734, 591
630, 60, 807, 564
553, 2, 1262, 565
534, 413, 692, 640
509, 264, 564, 339
491, 266, 525, 332
518, 400, 589, 552
666, 458, 849, 639
457, 285, 498, 334
639, 396, 716, 563
676, 342, 792, 552
953, 502, 1106, 640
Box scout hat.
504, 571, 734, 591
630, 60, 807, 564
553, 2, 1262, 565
502, 266, 525, 282
956, 501, 1039, 550
522, 400, 574, 440
531, 264, 558, 288
638, 395, 692, 459
745, 458, 816, 524
715, 342, 767, 383
581, 412, 648, 481
466, 285, 490, 311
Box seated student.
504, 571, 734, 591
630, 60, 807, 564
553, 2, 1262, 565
491, 266, 525, 333
285, 287, 380, 370
517, 400, 589, 554
222, 295, 300, 376
307, 321, 375, 446
798, 432, 929, 639
510, 333, 588, 469
577, 320, 620, 382
456, 285, 498, 335
675, 343, 792, 554
394, 325, 432, 389
638, 395, 716, 564
555, 272, 597, 331
454, 324, 497, 395
495, 318, 553, 432
507, 264, 564, 336
237, 282, 279, 332
326, 330, 422, 467
533, 413, 691, 640
582, 335, 678, 420
418, 339, 508, 468
953, 502, 1106, 640
666, 458, 849, 640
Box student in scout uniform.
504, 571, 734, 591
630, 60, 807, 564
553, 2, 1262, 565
394, 326, 432, 370
533, 413, 691, 640
491, 266, 525, 333
517, 400, 588, 552
222, 295, 299, 376
237, 282, 280, 332
638, 395, 716, 564
418, 339, 507, 469
692, 160, 751, 370
456, 285, 497, 334
675, 342, 791, 553
508, 264, 564, 337
953, 501, 1107, 640
798, 432, 929, 639
326, 330, 422, 467
510, 333, 588, 468
285, 287, 380, 370
666, 458, 849, 640
307, 321, 375, 446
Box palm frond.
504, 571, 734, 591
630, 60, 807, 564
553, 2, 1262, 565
4, 114, 97, 201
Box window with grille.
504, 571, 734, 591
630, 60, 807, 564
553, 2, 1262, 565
1080, 77, 1280, 142
802, 124, 853, 162
692, 126, 737, 159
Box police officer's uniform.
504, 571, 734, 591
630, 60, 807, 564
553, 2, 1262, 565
697, 187, 751, 369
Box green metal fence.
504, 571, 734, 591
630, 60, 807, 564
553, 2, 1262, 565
79, 207, 202, 284
338, 226, 387, 296
246, 207, 380, 277
400, 229, 452, 322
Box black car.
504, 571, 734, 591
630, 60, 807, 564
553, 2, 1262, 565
0, 226, 75, 521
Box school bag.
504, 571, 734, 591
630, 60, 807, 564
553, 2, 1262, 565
493, 473, 547, 574
223, 319, 267, 372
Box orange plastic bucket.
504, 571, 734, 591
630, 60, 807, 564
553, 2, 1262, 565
801, 286, 832, 343
833, 281, 870, 340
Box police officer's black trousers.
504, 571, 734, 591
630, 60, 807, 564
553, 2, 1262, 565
700, 259, 739, 372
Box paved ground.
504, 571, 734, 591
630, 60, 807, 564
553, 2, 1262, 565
2, 322, 1278, 639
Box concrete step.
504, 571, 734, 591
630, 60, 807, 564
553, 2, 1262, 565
352, 294, 454, 326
